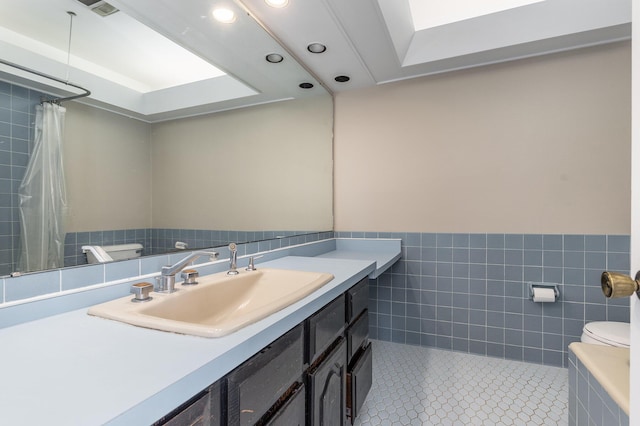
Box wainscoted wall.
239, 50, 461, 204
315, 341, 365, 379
332, 42, 631, 369
2, 231, 334, 305
63, 228, 326, 266
0, 81, 44, 276
63, 228, 151, 267
336, 232, 630, 367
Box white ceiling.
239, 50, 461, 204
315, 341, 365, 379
243, 0, 630, 93
0, 0, 226, 93
0, 0, 631, 122
0, 0, 325, 122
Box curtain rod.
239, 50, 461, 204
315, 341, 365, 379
0, 58, 91, 105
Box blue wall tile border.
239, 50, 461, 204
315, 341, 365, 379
335, 232, 631, 368
61, 228, 326, 268
0, 230, 334, 315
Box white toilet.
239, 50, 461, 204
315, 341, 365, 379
581, 321, 630, 348
82, 243, 144, 264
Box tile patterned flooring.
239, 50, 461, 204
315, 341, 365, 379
354, 340, 568, 426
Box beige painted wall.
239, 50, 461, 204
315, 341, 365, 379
150, 95, 333, 231
334, 41, 631, 234
64, 103, 152, 232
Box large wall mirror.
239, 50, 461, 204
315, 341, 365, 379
0, 0, 333, 277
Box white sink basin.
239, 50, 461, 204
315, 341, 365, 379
88, 268, 334, 337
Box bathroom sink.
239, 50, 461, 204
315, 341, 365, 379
88, 268, 334, 337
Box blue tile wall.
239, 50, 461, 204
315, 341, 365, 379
64, 228, 327, 267
149, 228, 319, 256
0, 80, 45, 276
568, 348, 629, 425
335, 232, 631, 368
64, 228, 152, 267
2, 231, 334, 306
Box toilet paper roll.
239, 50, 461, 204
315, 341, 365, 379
532, 287, 556, 302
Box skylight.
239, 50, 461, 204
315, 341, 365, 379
408, 0, 546, 31
0, 0, 226, 93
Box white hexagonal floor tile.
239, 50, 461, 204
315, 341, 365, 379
354, 340, 568, 426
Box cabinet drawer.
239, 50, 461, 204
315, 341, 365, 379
209, 380, 222, 426
346, 278, 368, 323
306, 294, 346, 364
346, 309, 368, 364
227, 324, 304, 426
154, 390, 211, 426
263, 382, 305, 426
307, 337, 347, 426
347, 342, 372, 423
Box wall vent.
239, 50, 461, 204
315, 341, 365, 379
75, 0, 119, 17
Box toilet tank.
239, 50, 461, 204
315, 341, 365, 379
102, 243, 144, 261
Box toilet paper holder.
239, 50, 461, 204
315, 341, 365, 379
528, 283, 559, 301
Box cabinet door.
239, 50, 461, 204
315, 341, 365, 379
209, 380, 223, 426
264, 382, 306, 426
306, 294, 346, 364
227, 324, 304, 426
346, 278, 369, 324
347, 342, 372, 423
307, 337, 347, 426
346, 310, 368, 365
153, 390, 211, 426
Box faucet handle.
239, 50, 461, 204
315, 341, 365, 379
246, 257, 256, 271
130, 282, 153, 302
181, 269, 199, 285
246, 255, 263, 271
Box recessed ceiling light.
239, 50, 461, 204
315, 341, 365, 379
212, 8, 236, 23
307, 43, 327, 54
266, 53, 284, 63
299, 82, 314, 89
265, 0, 289, 7
335, 75, 350, 83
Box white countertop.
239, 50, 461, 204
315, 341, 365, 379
315, 238, 402, 279
0, 250, 390, 425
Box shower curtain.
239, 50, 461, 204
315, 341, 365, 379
17, 103, 67, 272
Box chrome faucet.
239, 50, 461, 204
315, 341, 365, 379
156, 250, 218, 293
227, 243, 239, 275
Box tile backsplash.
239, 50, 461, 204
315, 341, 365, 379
1, 231, 334, 305
336, 232, 630, 368
63, 228, 320, 267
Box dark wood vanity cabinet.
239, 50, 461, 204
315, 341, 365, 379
306, 338, 347, 425
345, 278, 373, 424
154, 277, 372, 426
264, 382, 306, 426
305, 277, 372, 426
227, 324, 305, 425
347, 340, 372, 422
305, 294, 348, 425
306, 294, 346, 365
346, 277, 368, 324
153, 381, 222, 426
